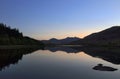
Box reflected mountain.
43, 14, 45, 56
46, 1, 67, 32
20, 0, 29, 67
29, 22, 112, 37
45, 46, 80, 53
0, 48, 43, 71
80, 47, 120, 65
93, 64, 118, 71
1, 46, 120, 72
46, 46, 120, 65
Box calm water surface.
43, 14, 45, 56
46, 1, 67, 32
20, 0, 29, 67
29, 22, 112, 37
0, 47, 120, 79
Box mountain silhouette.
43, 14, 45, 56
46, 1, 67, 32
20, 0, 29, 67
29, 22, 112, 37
72, 26, 120, 46
42, 37, 81, 45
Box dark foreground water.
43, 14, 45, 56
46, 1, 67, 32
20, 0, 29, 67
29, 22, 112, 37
0, 46, 120, 79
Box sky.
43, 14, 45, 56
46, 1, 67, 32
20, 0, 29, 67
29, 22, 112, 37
0, 0, 120, 40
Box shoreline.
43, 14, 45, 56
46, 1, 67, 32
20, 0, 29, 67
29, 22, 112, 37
0, 45, 44, 49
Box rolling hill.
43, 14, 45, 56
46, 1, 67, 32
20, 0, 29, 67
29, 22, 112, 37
72, 26, 120, 46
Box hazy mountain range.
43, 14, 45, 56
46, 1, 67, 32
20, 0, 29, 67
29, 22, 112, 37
42, 26, 120, 46
42, 37, 81, 45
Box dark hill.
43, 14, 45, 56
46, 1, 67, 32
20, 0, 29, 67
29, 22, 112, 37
0, 23, 44, 46
84, 26, 120, 40
72, 26, 120, 46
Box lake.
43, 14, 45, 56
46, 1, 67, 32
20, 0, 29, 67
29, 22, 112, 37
0, 46, 120, 79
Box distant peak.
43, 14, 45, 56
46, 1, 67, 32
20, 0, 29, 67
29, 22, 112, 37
65, 37, 80, 39
49, 38, 58, 40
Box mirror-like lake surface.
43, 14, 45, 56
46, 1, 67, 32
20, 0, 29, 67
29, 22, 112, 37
0, 46, 120, 79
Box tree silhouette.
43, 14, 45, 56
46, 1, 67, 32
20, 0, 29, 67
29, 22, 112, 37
0, 23, 44, 46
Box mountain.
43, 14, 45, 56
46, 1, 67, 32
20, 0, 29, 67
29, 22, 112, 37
0, 23, 44, 46
42, 37, 81, 45
72, 26, 120, 46
84, 26, 120, 40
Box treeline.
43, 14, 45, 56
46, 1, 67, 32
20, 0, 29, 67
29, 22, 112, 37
0, 23, 44, 46
0, 23, 23, 38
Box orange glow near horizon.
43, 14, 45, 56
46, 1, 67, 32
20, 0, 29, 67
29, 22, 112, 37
35, 50, 92, 61
32, 29, 98, 40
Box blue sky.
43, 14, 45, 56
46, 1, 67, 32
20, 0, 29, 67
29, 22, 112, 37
0, 0, 120, 40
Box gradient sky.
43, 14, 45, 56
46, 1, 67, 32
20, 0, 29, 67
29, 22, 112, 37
0, 0, 120, 40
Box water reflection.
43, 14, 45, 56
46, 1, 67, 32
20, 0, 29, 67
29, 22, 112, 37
0, 48, 42, 71
45, 46, 80, 53
0, 46, 120, 72
46, 46, 120, 65
0, 46, 120, 79
45, 46, 120, 72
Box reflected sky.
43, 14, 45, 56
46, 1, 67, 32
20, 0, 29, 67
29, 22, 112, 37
0, 47, 120, 79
